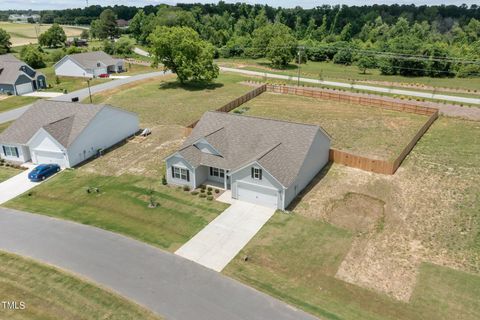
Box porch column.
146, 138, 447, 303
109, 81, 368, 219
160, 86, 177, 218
224, 172, 227, 190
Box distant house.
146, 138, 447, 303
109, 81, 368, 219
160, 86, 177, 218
65, 38, 88, 47
0, 100, 139, 168
0, 54, 47, 95
116, 19, 129, 28
54, 51, 124, 78
8, 14, 40, 23
166, 112, 331, 210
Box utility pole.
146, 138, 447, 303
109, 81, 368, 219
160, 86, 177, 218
297, 46, 305, 86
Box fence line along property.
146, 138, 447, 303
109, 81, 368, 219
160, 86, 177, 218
185, 82, 438, 175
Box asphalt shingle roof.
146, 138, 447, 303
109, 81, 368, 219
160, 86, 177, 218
0, 54, 43, 85
0, 100, 105, 147
178, 112, 329, 187
66, 51, 120, 69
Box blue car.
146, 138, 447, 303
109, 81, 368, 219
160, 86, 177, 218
28, 164, 61, 182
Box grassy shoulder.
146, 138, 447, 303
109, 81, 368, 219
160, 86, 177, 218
5, 170, 228, 252
217, 58, 480, 95
0, 96, 39, 113
0, 251, 161, 320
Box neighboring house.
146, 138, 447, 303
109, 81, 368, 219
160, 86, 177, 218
165, 112, 331, 210
0, 54, 47, 95
0, 100, 139, 168
8, 14, 40, 22
54, 51, 124, 78
116, 19, 129, 28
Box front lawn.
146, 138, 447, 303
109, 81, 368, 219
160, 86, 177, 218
0, 96, 39, 113
237, 92, 428, 160
5, 170, 228, 252
38, 66, 108, 93
88, 73, 256, 126
0, 165, 22, 182
0, 251, 161, 320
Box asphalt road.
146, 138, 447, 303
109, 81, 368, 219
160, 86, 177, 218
0, 208, 318, 320
220, 67, 480, 105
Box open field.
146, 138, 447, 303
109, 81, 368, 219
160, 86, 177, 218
0, 165, 22, 182
218, 58, 480, 95
5, 170, 228, 252
0, 251, 161, 320
0, 96, 39, 113
237, 92, 428, 160
225, 116, 480, 319
89, 73, 256, 126
0, 22, 84, 46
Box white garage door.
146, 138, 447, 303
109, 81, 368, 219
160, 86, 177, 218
15, 82, 33, 95
237, 182, 279, 208
33, 150, 68, 168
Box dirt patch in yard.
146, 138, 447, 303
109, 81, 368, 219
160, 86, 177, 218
326, 192, 385, 233
81, 125, 184, 178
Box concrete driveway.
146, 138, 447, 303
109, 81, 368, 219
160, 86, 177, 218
0, 208, 317, 320
175, 198, 275, 272
22, 92, 64, 98
0, 164, 57, 205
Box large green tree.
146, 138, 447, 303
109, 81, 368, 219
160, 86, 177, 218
251, 23, 297, 67
20, 45, 46, 69
148, 26, 219, 83
0, 28, 12, 54
38, 23, 66, 48
91, 9, 119, 40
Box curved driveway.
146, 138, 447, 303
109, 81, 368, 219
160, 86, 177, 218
0, 208, 317, 320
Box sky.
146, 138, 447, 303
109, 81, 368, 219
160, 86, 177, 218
1, 0, 478, 11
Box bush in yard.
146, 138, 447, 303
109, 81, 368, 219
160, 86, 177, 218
200, 185, 206, 190
183, 185, 190, 192
200, 189, 206, 193
162, 175, 167, 185
199, 193, 207, 198
191, 191, 199, 195
207, 191, 212, 196
207, 196, 213, 201
207, 187, 213, 192
214, 189, 220, 194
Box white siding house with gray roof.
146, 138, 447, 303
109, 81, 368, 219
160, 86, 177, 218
165, 112, 331, 210
0, 100, 139, 168
54, 51, 124, 78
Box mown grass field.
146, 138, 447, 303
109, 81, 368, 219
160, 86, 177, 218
0, 251, 162, 320
38, 65, 107, 93
5, 170, 228, 252
238, 92, 428, 160
88, 73, 256, 126
218, 58, 480, 94
0, 96, 39, 113
0, 22, 84, 46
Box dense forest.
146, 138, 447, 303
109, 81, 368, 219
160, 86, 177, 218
2, 3, 480, 77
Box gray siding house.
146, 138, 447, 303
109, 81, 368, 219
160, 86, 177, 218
165, 112, 331, 210
54, 51, 124, 78
0, 54, 47, 95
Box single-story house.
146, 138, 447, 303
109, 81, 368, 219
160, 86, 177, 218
0, 100, 139, 168
116, 19, 130, 28
165, 112, 331, 210
8, 14, 40, 22
0, 54, 47, 95
54, 51, 124, 78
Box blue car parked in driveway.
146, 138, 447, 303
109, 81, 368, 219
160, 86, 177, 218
28, 164, 61, 182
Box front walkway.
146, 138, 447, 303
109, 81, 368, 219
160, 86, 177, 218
22, 91, 64, 98
175, 198, 275, 272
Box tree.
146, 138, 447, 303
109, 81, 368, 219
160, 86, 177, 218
148, 26, 219, 83
80, 29, 89, 40
356, 55, 376, 74
0, 28, 11, 54
92, 9, 119, 40
251, 23, 297, 66
114, 37, 135, 55
20, 45, 46, 69
38, 23, 66, 48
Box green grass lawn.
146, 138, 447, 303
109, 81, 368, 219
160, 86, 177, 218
217, 58, 480, 94
38, 66, 108, 93
5, 170, 228, 252
0, 165, 22, 182
89, 73, 255, 126
237, 92, 428, 160
224, 213, 480, 320
0, 96, 39, 113
0, 251, 161, 320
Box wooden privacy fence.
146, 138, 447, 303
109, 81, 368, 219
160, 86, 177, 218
185, 84, 267, 135
265, 83, 439, 175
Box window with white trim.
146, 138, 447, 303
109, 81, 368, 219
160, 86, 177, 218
209, 167, 225, 178
3, 146, 19, 158
172, 166, 189, 181
252, 167, 262, 180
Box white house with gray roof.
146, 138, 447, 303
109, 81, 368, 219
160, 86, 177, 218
0, 54, 47, 95
54, 51, 124, 78
165, 112, 331, 210
0, 100, 139, 168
